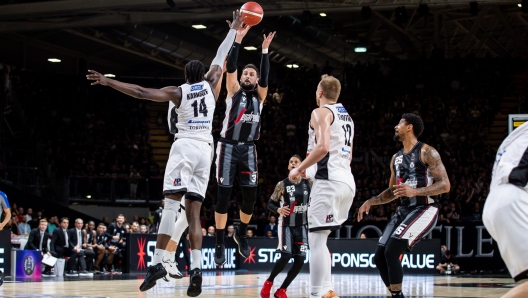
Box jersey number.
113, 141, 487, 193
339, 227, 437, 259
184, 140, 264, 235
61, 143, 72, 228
192, 97, 208, 117
342, 124, 352, 146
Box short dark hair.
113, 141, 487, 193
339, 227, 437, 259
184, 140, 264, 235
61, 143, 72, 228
185, 60, 205, 84
445, 250, 452, 256
243, 64, 259, 77
98, 223, 106, 227
60, 217, 69, 223
291, 154, 303, 162
402, 113, 424, 137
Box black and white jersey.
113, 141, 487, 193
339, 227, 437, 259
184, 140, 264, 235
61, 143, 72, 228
167, 81, 216, 144
392, 142, 434, 206
307, 103, 355, 189
220, 89, 262, 142
492, 121, 528, 190
279, 178, 310, 227
95, 233, 109, 246
86, 230, 95, 245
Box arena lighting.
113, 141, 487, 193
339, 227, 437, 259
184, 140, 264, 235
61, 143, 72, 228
519, 3, 522, 7
86, 195, 91, 198
286, 64, 299, 68
244, 46, 258, 50
361, 6, 372, 19
192, 24, 207, 29
104, 74, 116, 78
320, 13, 327, 17
354, 47, 367, 53
47, 58, 61, 62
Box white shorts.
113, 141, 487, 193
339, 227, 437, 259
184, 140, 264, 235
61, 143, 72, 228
163, 138, 214, 200
483, 183, 528, 281
308, 180, 355, 232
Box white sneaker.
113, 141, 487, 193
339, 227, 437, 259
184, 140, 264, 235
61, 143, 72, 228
162, 257, 183, 279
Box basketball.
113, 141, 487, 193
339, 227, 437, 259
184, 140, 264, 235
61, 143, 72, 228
240, 2, 263, 26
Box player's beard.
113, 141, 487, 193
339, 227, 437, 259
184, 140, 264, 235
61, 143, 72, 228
241, 81, 256, 91
393, 133, 401, 142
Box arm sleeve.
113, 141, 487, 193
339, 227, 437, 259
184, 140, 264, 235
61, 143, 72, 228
267, 198, 280, 213
226, 42, 241, 73
259, 53, 269, 88
211, 29, 237, 68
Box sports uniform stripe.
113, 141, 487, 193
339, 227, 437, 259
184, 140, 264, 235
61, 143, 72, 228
409, 206, 439, 247
398, 205, 430, 238
220, 96, 234, 138
509, 146, 528, 187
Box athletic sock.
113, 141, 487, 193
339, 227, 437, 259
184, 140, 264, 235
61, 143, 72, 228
238, 222, 248, 236
153, 248, 164, 265
163, 250, 175, 262
191, 249, 201, 270
216, 229, 225, 244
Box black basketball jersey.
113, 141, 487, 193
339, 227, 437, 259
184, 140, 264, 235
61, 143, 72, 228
96, 233, 108, 246
220, 88, 262, 142
392, 142, 434, 206
280, 178, 310, 227
86, 230, 95, 245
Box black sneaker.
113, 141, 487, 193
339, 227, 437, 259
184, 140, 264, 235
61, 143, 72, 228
139, 263, 167, 292
214, 244, 226, 266
65, 270, 78, 277
187, 268, 203, 297
233, 233, 250, 258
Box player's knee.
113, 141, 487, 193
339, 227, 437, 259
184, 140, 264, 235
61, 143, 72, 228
215, 186, 233, 214
293, 255, 304, 264
279, 252, 292, 262
374, 246, 386, 266
385, 239, 408, 260
240, 186, 257, 214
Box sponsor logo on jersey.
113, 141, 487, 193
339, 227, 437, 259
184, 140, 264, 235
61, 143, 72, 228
187, 119, 211, 124
338, 114, 352, 122
236, 112, 260, 123
189, 126, 208, 130
336, 106, 348, 113
190, 84, 203, 91
173, 178, 181, 186
293, 204, 308, 213
326, 214, 334, 223
341, 147, 351, 159
187, 89, 208, 100
404, 178, 418, 188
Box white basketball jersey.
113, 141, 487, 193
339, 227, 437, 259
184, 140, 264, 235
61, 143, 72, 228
491, 121, 528, 191
167, 81, 216, 144
307, 103, 355, 189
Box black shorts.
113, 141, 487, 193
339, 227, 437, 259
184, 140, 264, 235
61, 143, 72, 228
277, 225, 308, 257
215, 140, 258, 187
378, 204, 439, 250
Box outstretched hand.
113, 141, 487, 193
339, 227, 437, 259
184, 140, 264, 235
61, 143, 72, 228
226, 9, 247, 30
86, 70, 109, 86
262, 31, 276, 50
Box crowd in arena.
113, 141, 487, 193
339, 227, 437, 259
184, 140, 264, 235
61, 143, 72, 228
4, 56, 525, 237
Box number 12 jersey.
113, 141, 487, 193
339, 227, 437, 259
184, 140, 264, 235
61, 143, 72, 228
307, 103, 355, 189
167, 81, 216, 144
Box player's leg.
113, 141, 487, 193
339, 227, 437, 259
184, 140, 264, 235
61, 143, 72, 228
235, 144, 258, 258
162, 200, 187, 279
140, 140, 190, 291
186, 195, 204, 297
309, 229, 331, 297
276, 226, 307, 298
375, 213, 402, 293
214, 141, 237, 265
261, 226, 293, 298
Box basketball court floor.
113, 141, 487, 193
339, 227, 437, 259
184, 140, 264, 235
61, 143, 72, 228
0, 271, 515, 297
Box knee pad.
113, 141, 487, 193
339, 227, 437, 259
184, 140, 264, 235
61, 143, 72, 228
240, 186, 257, 215
215, 186, 233, 214
158, 199, 179, 236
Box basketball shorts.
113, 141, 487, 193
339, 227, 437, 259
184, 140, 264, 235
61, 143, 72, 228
277, 225, 308, 257
163, 138, 214, 199
379, 204, 438, 250
308, 180, 355, 232
484, 183, 528, 282
215, 140, 258, 187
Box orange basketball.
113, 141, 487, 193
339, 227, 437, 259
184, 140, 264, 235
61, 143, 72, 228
240, 2, 264, 26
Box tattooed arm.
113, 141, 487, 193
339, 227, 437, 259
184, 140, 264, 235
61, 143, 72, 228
358, 155, 398, 221
393, 144, 451, 198
268, 181, 290, 217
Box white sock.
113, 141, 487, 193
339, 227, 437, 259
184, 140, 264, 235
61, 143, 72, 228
154, 248, 165, 265
191, 249, 201, 270
322, 244, 332, 293
309, 230, 331, 296
163, 250, 175, 263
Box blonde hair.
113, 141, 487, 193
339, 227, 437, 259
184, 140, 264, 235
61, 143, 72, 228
319, 74, 341, 101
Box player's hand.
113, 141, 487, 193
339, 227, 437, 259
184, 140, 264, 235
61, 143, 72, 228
227, 9, 247, 30
288, 168, 302, 183
86, 70, 110, 86
393, 183, 417, 198
234, 24, 252, 43
358, 200, 372, 222
262, 31, 276, 50
277, 206, 290, 217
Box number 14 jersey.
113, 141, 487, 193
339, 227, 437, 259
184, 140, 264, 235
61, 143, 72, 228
167, 81, 216, 144
307, 103, 355, 189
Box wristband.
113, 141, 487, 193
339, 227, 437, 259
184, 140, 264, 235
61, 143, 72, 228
262, 48, 268, 54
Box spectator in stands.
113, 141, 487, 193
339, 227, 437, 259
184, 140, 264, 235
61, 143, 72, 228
151, 200, 163, 233
201, 228, 207, 236
265, 230, 273, 238
16, 206, 24, 223
139, 225, 148, 234
130, 221, 139, 233
25, 219, 53, 276
436, 250, 460, 274
438, 204, 451, 224
360, 233, 367, 239
26, 207, 33, 222
247, 229, 254, 238
226, 225, 235, 237
264, 215, 278, 237
18, 215, 31, 234
10, 215, 19, 235
102, 216, 111, 227
29, 214, 39, 230
47, 216, 58, 234
207, 226, 215, 237
129, 168, 141, 199
68, 218, 90, 276
10, 203, 18, 218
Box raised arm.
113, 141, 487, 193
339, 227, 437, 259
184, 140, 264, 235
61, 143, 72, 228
358, 155, 397, 221
256, 32, 276, 102
393, 144, 451, 198
226, 23, 252, 97
86, 70, 181, 106
205, 10, 244, 99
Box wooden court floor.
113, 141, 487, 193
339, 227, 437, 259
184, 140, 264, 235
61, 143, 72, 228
0, 272, 515, 297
